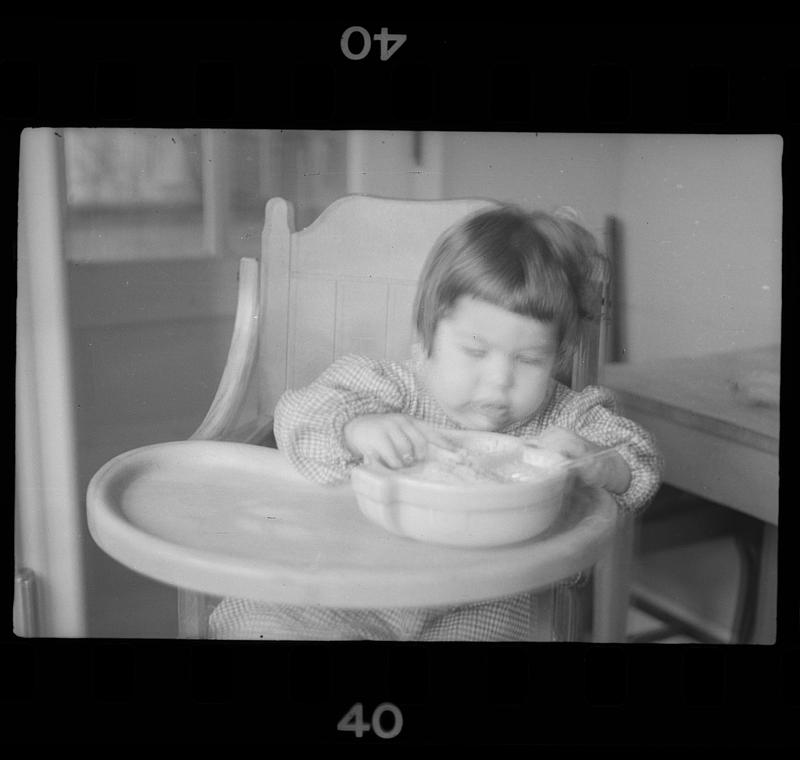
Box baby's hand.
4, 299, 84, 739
344, 414, 456, 469
532, 426, 631, 494
343, 414, 456, 469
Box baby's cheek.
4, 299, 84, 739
444, 367, 474, 397
514, 384, 547, 415
428, 374, 469, 417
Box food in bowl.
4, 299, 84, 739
350, 430, 570, 547
399, 450, 561, 485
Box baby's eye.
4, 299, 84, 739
517, 355, 545, 366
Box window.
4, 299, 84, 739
63, 128, 348, 263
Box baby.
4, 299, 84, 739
209, 204, 662, 641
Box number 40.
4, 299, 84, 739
337, 702, 403, 739
341, 27, 406, 61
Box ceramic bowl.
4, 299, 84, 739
350, 430, 570, 547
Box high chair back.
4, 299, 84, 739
181, 195, 613, 640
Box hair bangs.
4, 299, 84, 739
463, 248, 581, 345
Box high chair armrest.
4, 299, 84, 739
191, 257, 261, 442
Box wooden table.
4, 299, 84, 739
87, 440, 617, 638
602, 345, 780, 643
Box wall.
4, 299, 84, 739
615, 134, 782, 362
438, 131, 782, 363
441, 132, 625, 240
346, 130, 444, 200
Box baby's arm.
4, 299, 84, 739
539, 386, 663, 512
535, 426, 632, 495
274, 355, 437, 484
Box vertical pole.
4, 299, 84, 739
13, 569, 39, 637
258, 130, 276, 201
604, 215, 626, 364
592, 513, 634, 642
201, 129, 230, 256
346, 130, 367, 194
17, 128, 87, 637
752, 523, 778, 644
409, 131, 444, 200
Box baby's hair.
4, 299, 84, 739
414, 203, 602, 366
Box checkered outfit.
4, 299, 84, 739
209, 350, 662, 641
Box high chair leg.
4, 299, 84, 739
730, 523, 762, 644
592, 515, 635, 642
552, 572, 594, 642
177, 588, 210, 639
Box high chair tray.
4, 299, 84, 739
87, 441, 617, 608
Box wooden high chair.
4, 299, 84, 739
172, 195, 625, 640
89, 195, 626, 641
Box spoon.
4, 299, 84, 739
429, 438, 626, 477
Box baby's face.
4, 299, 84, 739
422, 296, 558, 431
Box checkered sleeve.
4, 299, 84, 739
551, 385, 664, 513
273, 354, 413, 485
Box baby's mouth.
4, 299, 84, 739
472, 402, 511, 422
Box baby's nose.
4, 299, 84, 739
484, 355, 515, 389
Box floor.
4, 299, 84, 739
625, 536, 741, 644
626, 607, 703, 644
